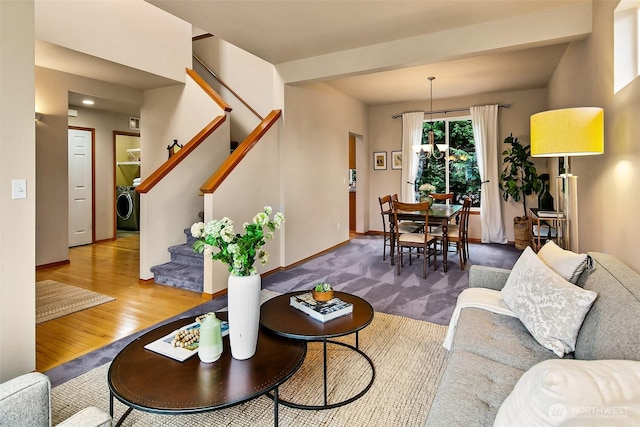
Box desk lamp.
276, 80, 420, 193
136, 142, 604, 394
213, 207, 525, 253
530, 107, 604, 252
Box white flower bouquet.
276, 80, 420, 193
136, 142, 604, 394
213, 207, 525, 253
191, 206, 284, 276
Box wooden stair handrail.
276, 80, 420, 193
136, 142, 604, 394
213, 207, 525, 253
186, 68, 232, 113
136, 68, 230, 194
136, 115, 226, 194
192, 55, 263, 121
200, 109, 281, 194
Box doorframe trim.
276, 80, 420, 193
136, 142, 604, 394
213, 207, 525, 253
69, 126, 96, 244
113, 131, 141, 239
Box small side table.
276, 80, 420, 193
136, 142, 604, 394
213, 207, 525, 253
260, 291, 375, 410
529, 208, 566, 251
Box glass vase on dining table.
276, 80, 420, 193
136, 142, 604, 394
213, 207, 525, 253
420, 195, 434, 208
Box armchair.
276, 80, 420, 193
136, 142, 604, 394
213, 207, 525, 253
0, 372, 111, 427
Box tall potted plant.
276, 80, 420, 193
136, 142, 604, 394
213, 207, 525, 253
498, 134, 542, 249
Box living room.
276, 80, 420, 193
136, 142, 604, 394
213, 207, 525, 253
2, 1, 640, 423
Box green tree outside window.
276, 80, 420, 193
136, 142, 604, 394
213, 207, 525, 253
417, 119, 481, 207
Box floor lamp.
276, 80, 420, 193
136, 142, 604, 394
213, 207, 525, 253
530, 107, 604, 253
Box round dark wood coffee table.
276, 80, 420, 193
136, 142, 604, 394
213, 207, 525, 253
260, 291, 375, 410
108, 312, 305, 426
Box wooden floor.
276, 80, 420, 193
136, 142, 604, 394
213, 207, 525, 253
35, 233, 209, 372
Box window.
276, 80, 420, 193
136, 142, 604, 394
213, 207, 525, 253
614, 1, 640, 93
416, 118, 481, 207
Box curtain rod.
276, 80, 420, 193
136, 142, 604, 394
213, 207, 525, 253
391, 104, 511, 120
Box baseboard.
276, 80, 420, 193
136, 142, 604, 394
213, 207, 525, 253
203, 288, 227, 300
94, 237, 116, 244
36, 259, 70, 270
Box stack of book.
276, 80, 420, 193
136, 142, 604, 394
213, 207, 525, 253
538, 211, 564, 218
290, 292, 353, 323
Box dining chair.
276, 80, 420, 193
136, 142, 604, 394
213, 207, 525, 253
428, 193, 454, 231
431, 197, 472, 270
378, 195, 423, 261
392, 200, 437, 279
378, 195, 394, 261
431, 193, 454, 203
391, 194, 424, 233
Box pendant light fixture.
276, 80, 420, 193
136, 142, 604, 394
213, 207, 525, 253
413, 76, 448, 160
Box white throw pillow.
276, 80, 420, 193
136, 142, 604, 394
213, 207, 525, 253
501, 247, 597, 357
494, 359, 640, 427
537, 240, 590, 284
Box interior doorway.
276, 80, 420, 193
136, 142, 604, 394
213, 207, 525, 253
349, 134, 356, 234
114, 132, 141, 237
68, 127, 95, 247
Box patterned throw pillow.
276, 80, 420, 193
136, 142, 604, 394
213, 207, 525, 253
537, 240, 591, 284
501, 247, 597, 357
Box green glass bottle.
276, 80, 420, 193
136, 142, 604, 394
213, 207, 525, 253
538, 174, 554, 211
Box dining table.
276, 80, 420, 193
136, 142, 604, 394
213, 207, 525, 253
386, 203, 463, 273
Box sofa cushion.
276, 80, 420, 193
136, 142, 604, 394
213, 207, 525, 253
537, 240, 590, 284
494, 359, 640, 426
425, 350, 524, 427
452, 308, 561, 371
575, 252, 640, 360
502, 247, 597, 357
0, 372, 50, 427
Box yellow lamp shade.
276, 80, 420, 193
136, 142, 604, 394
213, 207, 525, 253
530, 107, 604, 157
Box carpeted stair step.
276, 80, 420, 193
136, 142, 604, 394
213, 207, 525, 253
183, 228, 198, 245
149, 226, 206, 292
150, 262, 203, 293
168, 243, 203, 267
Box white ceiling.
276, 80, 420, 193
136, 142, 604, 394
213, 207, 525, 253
151, 0, 579, 64
150, 0, 588, 105
35, 0, 591, 112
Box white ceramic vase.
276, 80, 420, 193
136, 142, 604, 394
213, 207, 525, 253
227, 273, 261, 360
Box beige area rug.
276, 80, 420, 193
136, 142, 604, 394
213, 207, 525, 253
51, 311, 449, 426
36, 280, 115, 324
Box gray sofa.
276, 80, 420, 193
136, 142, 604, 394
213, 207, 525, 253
0, 372, 111, 427
425, 252, 640, 426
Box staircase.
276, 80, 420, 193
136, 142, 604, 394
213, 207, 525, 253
150, 228, 204, 292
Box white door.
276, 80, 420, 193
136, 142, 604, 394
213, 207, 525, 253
68, 129, 93, 247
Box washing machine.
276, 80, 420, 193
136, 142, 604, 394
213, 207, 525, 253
116, 186, 140, 231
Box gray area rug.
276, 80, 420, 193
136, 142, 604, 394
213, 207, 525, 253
36, 280, 115, 324
262, 236, 521, 325
51, 311, 449, 427
46, 236, 520, 386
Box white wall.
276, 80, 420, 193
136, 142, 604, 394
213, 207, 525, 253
35, 67, 143, 265
205, 124, 282, 294
367, 88, 548, 243
194, 36, 371, 276
193, 36, 278, 141
139, 75, 229, 279
282, 83, 368, 265
547, 1, 640, 271
0, 0, 36, 382
69, 108, 140, 241
35, 0, 190, 83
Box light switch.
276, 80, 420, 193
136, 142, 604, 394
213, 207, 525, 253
11, 179, 27, 199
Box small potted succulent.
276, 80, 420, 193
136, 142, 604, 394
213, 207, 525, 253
311, 282, 334, 302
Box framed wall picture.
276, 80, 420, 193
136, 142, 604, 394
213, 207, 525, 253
391, 150, 402, 169
373, 151, 387, 170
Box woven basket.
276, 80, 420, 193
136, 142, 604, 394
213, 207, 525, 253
513, 216, 530, 250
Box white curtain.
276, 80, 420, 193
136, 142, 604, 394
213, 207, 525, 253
401, 112, 424, 202
471, 105, 507, 244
